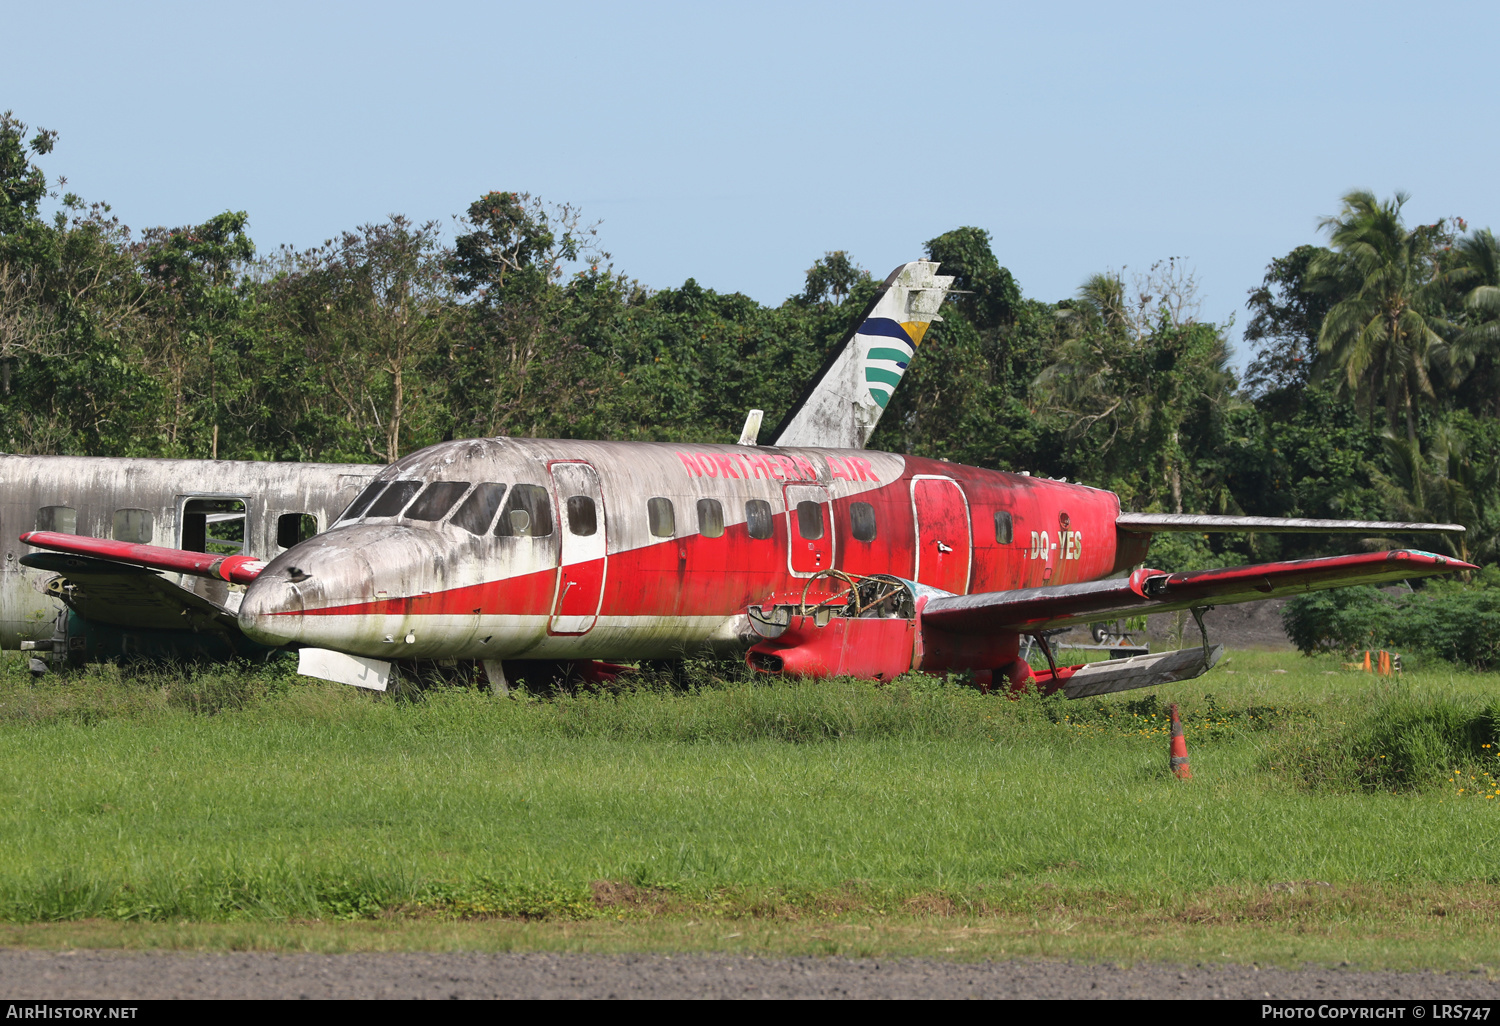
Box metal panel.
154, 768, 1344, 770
549, 461, 607, 635
784, 484, 833, 576
911, 476, 971, 594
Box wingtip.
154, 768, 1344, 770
1388, 549, 1479, 571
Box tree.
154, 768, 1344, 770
1309, 190, 1448, 441
1442, 227, 1500, 416
137, 211, 256, 456
1034, 263, 1239, 514
799, 251, 867, 306
0, 111, 55, 237
266, 217, 452, 462
1242, 244, 1338, 399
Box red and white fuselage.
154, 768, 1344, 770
237, 436, 1132, 663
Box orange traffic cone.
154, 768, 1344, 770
1363, 650, 1372, 672
1169, 703, 1192, 780
1377, 650, 1392, 676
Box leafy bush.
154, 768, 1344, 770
1282, 566, 1500, 670
1281, 688, 1500, 792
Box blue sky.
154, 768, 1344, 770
7, 1, 1495, 368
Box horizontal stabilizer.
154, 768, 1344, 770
21, 531, 266, 584
1117, 513, 1464, 535
1056, 645, 1223, 699
923, 549, 1474, 634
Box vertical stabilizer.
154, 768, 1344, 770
771, 260, 954, 449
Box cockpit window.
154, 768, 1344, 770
452, 483, 507, 535
365, 480, 423, 518
405, 481, 471, 522
338, 481, 387, 523
494, 484, 553, 538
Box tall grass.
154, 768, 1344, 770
1, 652, 1499, 924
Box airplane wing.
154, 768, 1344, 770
19, 552, 240, 632
21, 531, 267, 584
1116, 513, 1465, 535
921, 549, 1474, 634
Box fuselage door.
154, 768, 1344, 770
548, 462, 607, 635
911, 476, 972, 594
785, 484, 834, 576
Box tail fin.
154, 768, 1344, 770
771, 260, 953, 449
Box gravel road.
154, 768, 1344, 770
3, 951, 1498, 1000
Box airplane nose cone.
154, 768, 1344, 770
239, 536, 376, 647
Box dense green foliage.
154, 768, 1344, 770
1, 111, 1496, 573
1282, 567, 1500, 670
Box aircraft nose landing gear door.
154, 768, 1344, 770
912, 476, 972, 594
548, 462, 607, 635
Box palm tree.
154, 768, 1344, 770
1373, 421, 1499, 566
1442, 228, 1500, 414
1309, 191, 1447, 441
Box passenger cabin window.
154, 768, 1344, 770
696, 498, 724, 539
365, 481, 423, 519
405, 481, 471, 522
277, 513, 318, 548
745, 499, 772, 540
850, 502, 877, 542
452, 483, 507, 536
495, 484, 553, 538
181, 498, 245, 554
566, 496, 598, 536
994, 511, 1014, 544
647, 497, 675, 538
35, 506, 76, 534
338, 481, 386, 523
795, 500, 824, 540
113, 508, 154, 545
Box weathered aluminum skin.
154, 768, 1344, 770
0, 455, 379, 647
238, 436, 1122, 662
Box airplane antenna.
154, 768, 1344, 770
737, 409, 764, 446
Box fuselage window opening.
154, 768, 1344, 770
405, 481, 472, 522
745, 499, 773, 540
697, 498, 724, 539
795, 500, 824, 540
338, 481, 387, 523
35, 506, 76, 534
566, 495, 598, 536
995, 510, 1014, 545
647, 497, 675, 538
495, 484, 553, 538
181, 498, 246, 554
277, 512, 318, 549
365, 480, 424, 519
850, 501, 877, 542
113, 508, 154, 545
452, 483, 507, 536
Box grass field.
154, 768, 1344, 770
2, 649, 1499, 968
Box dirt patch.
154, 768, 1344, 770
590, 881, 678, 915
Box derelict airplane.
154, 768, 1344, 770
21, 260, 1472, 696
0, 457, 378, 667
